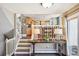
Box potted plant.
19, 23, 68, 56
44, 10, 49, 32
43, 33, 49, 42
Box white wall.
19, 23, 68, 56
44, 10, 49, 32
2, 8, 15, 56
2, 8, 14, 28
0, 8, 13, 55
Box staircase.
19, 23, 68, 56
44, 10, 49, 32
14, 39, 33, 56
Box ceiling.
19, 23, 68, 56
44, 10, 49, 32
0, 3, 77, 14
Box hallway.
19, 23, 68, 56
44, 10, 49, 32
0, 3, 79, 56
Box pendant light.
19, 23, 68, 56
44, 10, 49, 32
41, 3, 53, 8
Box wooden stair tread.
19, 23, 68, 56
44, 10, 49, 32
16, 49, 30, 52
14, 39, 33, 56
16, 47, 31, 49
17, 45, 31, 47
15, 54, 31, 56
19, 41, 29, 43
18, 43, 32, 45
19, 39, 31, 41
15, 52, 32, 54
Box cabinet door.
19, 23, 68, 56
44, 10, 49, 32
35, 43, 57, 53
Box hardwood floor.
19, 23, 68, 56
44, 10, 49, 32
34, 53, 60, 56
12, 53, 66, 56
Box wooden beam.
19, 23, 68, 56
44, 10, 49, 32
63, 4, 79, 17
62, 4, 79, 41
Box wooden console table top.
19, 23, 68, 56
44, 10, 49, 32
22, 39, 66, 43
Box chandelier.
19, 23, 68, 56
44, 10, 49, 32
41, 3, 53, 8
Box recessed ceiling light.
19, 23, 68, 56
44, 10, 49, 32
41, 3, 53, 8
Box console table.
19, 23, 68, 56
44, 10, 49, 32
26, 40, 66, 56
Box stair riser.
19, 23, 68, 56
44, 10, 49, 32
16, 47, 31, 49
19, 41, 29, 43
15, 40, 32, 56
15, 54, 31, 56
18, 43, 32, 45
16, 49, 30, 52
17, 45, 31, 47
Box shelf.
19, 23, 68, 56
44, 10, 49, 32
16, 17, 64, 41
32, 25, 62, 27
